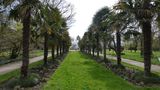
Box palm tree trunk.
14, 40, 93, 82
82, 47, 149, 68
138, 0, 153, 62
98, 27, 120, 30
89, 47, 91, 55
62, 42, 65, 53
43, 32, 48, 66
142, 21, 152, 77
134, 38, 138, 52
97, 35, 99, 58
103, 39, 107, 61
57, 45, 59, 57
52, 46, 55, 61
21, 8, 31, 78
92, 47, 95, 56
140, 35, 144, 56
116, 30, 121, 66
60, 43, 62, 55
10, 47, 19, 59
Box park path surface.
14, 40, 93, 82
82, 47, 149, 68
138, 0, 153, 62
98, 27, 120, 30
100, 54, 160, 73
0, 54, 51, 75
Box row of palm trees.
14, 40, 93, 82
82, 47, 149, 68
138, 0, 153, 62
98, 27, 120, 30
79, 0, 160, 77
2, 0, 72, 79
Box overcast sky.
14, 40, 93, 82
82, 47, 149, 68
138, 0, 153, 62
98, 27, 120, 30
66, 0, 118, 39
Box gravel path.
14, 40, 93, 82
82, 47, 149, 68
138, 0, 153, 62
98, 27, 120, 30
0, 54, 51, 75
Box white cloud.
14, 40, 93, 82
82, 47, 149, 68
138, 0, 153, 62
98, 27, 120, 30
66, 0, 118, 38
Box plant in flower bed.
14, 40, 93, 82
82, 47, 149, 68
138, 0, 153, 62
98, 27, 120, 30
0, 54, 67, 90
104, 61, 160, 86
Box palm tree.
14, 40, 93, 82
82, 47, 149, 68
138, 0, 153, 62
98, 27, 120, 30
34, 5, 63, 65
49, 32, 58, 61
113, 14, 122, 66
19, 1, 31, 78
82, 32, 90, 53
115, 0, 159, 76
43, 8, 56, 65
88, 25, 96, 56
43, 31, 49, 66
61, 30, 71, 53
107, 11, 130, 66
4, 0, 44, 78
92, 7, 111, 60
4, 0, 58, 78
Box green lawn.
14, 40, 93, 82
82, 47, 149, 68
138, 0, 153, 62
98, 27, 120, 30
43, 52, 160, 90
107, 50, 160, 65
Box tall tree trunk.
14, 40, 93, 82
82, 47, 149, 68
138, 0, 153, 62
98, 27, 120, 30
159, 36, 160, 51
52, 46, 55, 61
21, 8, 31, 78
43, 32, 48, 66
60, 43, 62, 55
97, 35, 99, 58
116, 30, 121, 66
57, 45, 59, 57
62, 42, 65, 53
140, 35, 144, 56
142, 21, 152, 77
87, 46, 89, 54
89, 47, 91, 55
103, 39, 107, 61
92, 47, 95, 56
134, 38, 138, 52
10, 47, 19, 59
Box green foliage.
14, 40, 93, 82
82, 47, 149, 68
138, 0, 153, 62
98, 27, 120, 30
0, 21, 22, 59
0, 50, 43, 66
93, 7, 110, 28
